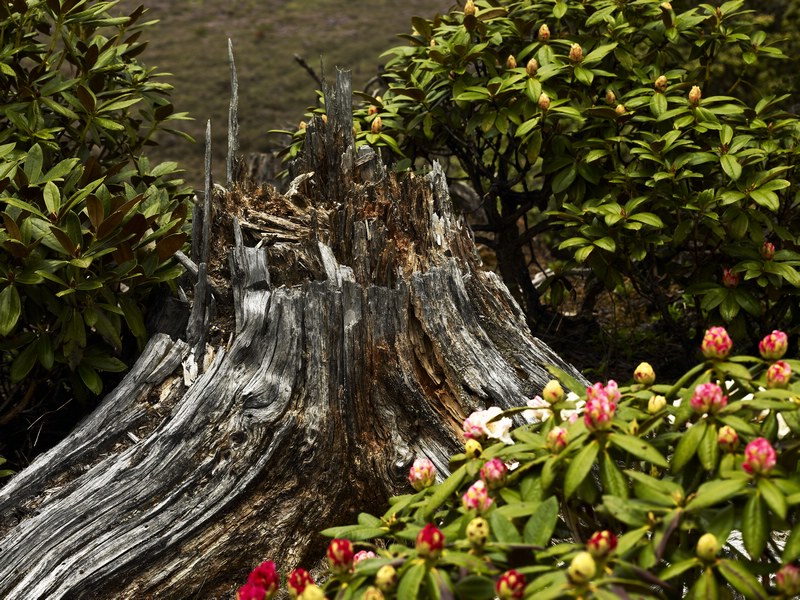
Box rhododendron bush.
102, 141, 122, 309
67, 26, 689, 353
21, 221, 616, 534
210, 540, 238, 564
238, 329, 800, 599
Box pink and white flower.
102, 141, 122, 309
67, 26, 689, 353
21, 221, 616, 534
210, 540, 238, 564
742, 437, 777, 475
462, 480, 493, 514
701, 327, 733, 360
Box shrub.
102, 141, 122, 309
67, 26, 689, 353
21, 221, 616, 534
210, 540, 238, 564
277, 0, 800, 350
0, 0, 192, 411
238, 327, 800, 599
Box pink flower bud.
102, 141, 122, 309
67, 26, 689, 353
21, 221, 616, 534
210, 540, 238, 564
568, 43, 583, 63
742, 437, 777, 475
408, 458, 436, 491
654, 75, 668, 92
237, 583, 269, 600
538, 24, 550, 42
466, 517, 489, 547
690, 382, 728, 415
416, 523, 445, 558
761, 241, 776, 260
689, 85, 702, 106
722, 268, 740, 288
767, 361, 792, 389
353, 550, 376, 564
776, 564, 800, 596
375, 565, 397, 591
546, 426, 568, 453
288, 568, 314, 598
480, 458, 508, 489
717, 425, 739, 452
701, 326, 733, 359
634, 362, 655, 385
462, 479, 493, 513
543, 379, 565, 404
327, 539, 354, 574
246, 561, 280, 599
496, 569, 526, 600
526, 58, 539, 77
584, 381, 618, 431
760, 330, 788, 360
587, 530, 618, 558
538, 93, 550, 111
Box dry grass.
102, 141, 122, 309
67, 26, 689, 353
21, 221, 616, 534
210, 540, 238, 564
115, 0, 455, 188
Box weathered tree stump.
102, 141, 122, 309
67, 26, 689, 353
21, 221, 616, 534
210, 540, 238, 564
0, 68, 584, 599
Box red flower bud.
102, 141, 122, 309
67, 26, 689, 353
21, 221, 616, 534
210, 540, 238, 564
722, 268, 740, 288
327, 539, 354, 574
496, 569, 526, 600
587, 530, 618, 558
416, 523, 445, 558
246, 561, 280, 599
288, 568, 314, 598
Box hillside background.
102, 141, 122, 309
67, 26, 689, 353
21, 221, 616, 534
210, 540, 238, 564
116, 0, 454, 187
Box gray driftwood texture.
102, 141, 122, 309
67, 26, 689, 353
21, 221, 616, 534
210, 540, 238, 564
0, 68, 584, 599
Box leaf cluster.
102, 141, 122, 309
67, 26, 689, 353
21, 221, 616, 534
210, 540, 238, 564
0, 0, 192, 405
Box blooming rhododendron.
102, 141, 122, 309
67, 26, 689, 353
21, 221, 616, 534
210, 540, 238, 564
767, 360, 792, 389
522, 395, 550, 423
463, 407, 514, 444
416, 523, 445, 558
480, 458, 508, 489
701, 326, 733, 359
288, 568, 314, 598
496, 569, 526, 599
690, 382, 727, 414
759, 330, 788, 359
327, 539, 354, 574
743, 437, 777, 475
462, 479, 493, 513
408, 457, 436, 491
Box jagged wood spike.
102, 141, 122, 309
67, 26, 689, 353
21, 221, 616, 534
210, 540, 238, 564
227, 38, 239, 187
202, 119, 212, 266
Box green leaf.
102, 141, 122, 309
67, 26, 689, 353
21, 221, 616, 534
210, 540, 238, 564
720, 154, 742, 181
782, 520, 800, 562
43, 181, 61, 216
697, 422, 719, 472
24, 143, 44, 184
398, 561, 426, 599
544, 365, 586, 397
593, 236, 616, 253
453, 575, 495, 600
608, 433, 668, 468
690, 567, 720, 600
757, 477, 787, 520
421, 464, 467, 519
78, 364, 103, 395
716, 559, 768, 600
672, 420, 707, 473
10, 341, 39, 382
749, 189, 779, 211
565, 439, 599, 498
0, 285, 21, 336
320, 523, 387, 540
489, 511, 521, 544
685, 478, 746, 512
600, 451, 628, 498
650, 92, 667, 117
742, 493, 768, 558
660, 557, 701, 581
523, 496, 559, 546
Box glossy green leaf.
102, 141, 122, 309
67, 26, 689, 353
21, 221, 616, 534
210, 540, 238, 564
717, 559, 767, 600
523, 496, 558, 546
685, 478, 746, 512
0, 285, 21, 336
608, 433, 668, 468
742, 493, 768, 558
398, 561, 426, 599
564, 439, 599, 498
672, 420, 707, 473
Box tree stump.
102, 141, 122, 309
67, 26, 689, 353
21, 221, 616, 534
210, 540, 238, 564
0, 69, 584, 599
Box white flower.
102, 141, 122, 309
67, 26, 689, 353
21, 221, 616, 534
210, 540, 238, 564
778, 412, 790, 439
560, 399, 585, 424
480, 406, 515, 445
523, 395, 552, 423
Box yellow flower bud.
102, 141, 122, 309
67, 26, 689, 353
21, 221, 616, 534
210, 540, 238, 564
526, 58, 539, 77
568, 43, 583, 63
538, 24, 550, 42
605, 89, 616, 105
542, 380, 565, 404
466, 517, 489, 547
634, 362, 655, 386
506, 54, 517, 69
464, 0, 476, 17
538, 93, 550, 111
648, 395, 667, 414
465, 438, 483, 458
696, 533, 720, 562
654, 75, 668, 92
689, 85, 702, 106
371, 116, 382, 134
615, 104, 626, 116
567, 551, 596, 584
376, 565, 397, 592
299, 120, 307, 130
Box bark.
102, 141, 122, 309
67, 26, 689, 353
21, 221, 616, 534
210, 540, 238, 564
0, 69, 584, 599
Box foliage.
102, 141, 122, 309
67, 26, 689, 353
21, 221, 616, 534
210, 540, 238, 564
277, 0, 800, 350
0, 0, 192, 409
239, 327, 800, 599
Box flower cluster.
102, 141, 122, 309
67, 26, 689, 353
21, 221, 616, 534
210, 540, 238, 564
584, 380, 618, 431
463, 406, 514, 444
